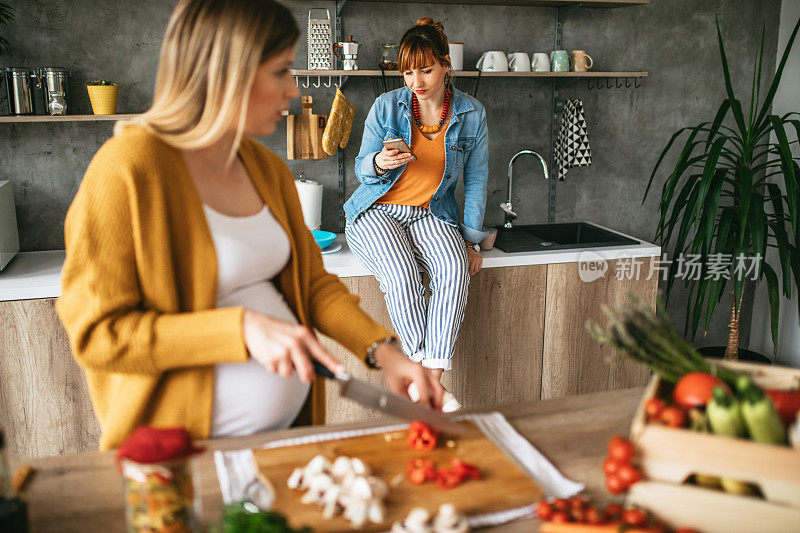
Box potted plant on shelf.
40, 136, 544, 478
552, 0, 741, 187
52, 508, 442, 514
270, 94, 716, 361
643, 17, 800, 362
0, 2, 13, 55
86, 80, 119, 115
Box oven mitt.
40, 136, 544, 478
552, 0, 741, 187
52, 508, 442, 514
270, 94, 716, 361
322, 87, 356, 156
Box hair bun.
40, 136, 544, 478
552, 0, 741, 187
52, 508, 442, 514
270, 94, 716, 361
415, 17, 447, 44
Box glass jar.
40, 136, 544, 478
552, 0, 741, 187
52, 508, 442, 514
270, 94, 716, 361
379, 43, 399, 70
121, 457, 200, 533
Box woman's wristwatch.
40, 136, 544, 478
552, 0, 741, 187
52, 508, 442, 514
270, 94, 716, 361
365, 337, 401, 369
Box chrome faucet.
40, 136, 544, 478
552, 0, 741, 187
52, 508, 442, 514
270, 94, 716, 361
501, 150, 549, 228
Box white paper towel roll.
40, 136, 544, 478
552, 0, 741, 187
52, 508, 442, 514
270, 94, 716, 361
294, 178, 323, 231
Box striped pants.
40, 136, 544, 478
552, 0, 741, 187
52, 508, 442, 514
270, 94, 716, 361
345, 204, 469, 370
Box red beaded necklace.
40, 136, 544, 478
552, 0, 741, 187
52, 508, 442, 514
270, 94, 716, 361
412, 87, 451, 134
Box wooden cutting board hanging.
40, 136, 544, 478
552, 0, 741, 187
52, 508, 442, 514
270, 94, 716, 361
287, 95, 327, 160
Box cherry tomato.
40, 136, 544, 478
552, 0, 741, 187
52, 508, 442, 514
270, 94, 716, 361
644, 397, 666, 420
551, 511, 571, 523
603, 502, 623, 520
570, 507, 588, 523
605, 474, 626, 495
608, 438, 636, 464
607, 434, 625, 455
602, 457, 622, 476
449, 458, 481, 480
551, 498, 570, 511
570, 495, 589, 510
673, 371, 728, 409
618, 464, 643, 486
658, 406, 687, 428
622, 508, 649, 527
585, 507, 604, 525
535, 501, 553, 521
435, 467, 462, 489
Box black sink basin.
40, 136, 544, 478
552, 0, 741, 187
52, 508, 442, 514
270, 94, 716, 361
494, 222, 639, 253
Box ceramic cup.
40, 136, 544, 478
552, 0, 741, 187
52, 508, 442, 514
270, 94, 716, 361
507, 52, 531, 72
476, 51, 508, 72
571, 50, 594, 72
531, 52, 550, 72
551, 50, 570, 72
448, 42, 464, 71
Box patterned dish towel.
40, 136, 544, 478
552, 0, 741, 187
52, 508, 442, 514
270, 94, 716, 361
555, 98, 592, 181
322, 86, 356, 156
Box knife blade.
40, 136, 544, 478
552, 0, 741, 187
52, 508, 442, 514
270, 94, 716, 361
312, 360, 466, 435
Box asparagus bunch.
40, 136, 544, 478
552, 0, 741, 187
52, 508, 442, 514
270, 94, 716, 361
586, 294, 740, 385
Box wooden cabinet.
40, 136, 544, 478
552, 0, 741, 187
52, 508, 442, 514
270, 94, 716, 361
0, 299, 101, 462
0, 257, 656, 460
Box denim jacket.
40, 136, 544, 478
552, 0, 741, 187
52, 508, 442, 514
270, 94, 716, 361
344, 85, 489, 244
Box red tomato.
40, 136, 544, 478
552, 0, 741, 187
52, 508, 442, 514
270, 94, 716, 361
618, 464, 643, 486
551, 498, 570, 511
607, 434, 625, 455
585, 507, 604, 525
644, 397, 666, 420
435, 467, 462, 489
673, 372, 728, 409
535, 501, 553, 521
603, 503, 623, 520
570, 507, 588, 523
605, 474, 626, 495
658, 406, 687, 428
608, 438, 636, 464
449, 458, 481, 480
622, 508, 649, 527
569, 495, 589, 511
551, 511, 571, 523
764, 389, 800, 425
602, 457, 622, 476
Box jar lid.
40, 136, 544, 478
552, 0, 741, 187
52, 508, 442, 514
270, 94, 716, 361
41, 67, 70, 73
4, 67, 34, 73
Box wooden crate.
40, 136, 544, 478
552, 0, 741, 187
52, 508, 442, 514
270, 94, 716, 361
626, 361, 800, 532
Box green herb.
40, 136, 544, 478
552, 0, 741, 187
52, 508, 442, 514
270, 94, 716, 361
87, 80, 118, 86
0, 3, 15, 54
211, 502, 313, 533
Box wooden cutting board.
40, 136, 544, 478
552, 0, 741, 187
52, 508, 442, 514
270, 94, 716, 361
253, 421, 543, 532
287, 95, 327, 159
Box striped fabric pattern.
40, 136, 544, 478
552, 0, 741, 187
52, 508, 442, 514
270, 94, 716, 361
345, 204, 469, 370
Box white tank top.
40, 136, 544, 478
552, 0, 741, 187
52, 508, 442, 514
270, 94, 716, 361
203, 204, 311, 438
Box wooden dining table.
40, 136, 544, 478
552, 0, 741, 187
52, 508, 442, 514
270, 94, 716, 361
11, 387, 644, 532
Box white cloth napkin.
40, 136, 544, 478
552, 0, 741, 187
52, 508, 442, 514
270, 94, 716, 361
214, 412, 583, 528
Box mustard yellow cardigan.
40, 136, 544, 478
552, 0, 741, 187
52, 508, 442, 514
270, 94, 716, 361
56, 126, 393, 451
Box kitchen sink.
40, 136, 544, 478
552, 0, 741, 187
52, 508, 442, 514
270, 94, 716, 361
493, 222, 639, 253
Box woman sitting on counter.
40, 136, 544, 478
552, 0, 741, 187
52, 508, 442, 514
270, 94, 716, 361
55, 0, 444, 451
344, 18, 490, 411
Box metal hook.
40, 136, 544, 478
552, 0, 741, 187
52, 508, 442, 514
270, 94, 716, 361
313, 76, 321, 88
301, 76, 309, 89
587, 79, 594, 91
616, 78, 623, 89
294, 76, 299, 87
625, 78, 632, 88
324, 76, 332, 88
635, 78, 642, 88
606, 78, 612, 89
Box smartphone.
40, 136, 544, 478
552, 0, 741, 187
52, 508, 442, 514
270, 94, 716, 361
382, 138, 417, 161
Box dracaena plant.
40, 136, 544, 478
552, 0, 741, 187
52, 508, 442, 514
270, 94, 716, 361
0, 3, 14, 54
643, 17, 800, 360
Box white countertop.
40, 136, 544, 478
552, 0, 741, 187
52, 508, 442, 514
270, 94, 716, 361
0, 225, 659, 302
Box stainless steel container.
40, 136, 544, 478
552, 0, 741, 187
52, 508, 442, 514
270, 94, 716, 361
36, 67, 71, 115
3, 67, 36, 115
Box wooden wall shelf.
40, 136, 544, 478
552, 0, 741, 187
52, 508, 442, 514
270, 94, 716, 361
0, 114, 139, 123
291, 69, 648, 78
344, 0, 650, 7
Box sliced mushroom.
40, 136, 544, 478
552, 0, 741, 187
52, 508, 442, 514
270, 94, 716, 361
368, 499, 386, 524
368, 476, 389, 500
301, 472, 333, 504
433, 504, 469, 533
351, 457, 371, 476
344, 499, 370, 528
321, 485, 343, 519
348, 475, 373, 501
305, 455, 332, 476
406, 507, 432, 528
332, 456, 354, 480
287, 467, 305, 490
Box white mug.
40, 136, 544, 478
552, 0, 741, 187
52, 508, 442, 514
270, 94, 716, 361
532, 52, 550, 72
507, 52, 531, 72
476, 51, 508, 72
448, 42, 464, 71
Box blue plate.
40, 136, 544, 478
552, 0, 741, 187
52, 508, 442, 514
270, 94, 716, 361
312, 230, 336, 249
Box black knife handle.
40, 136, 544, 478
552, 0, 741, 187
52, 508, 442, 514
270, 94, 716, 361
312, 359, 336, 379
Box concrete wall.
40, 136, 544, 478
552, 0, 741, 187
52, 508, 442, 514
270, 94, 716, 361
750, 1, 800, 367
0, 0, 782, 347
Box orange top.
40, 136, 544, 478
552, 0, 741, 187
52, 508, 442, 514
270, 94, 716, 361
376, 116, 450, 208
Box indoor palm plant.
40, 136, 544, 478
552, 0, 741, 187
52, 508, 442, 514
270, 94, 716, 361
0, 3, 14, 54
643, 17, 800, 361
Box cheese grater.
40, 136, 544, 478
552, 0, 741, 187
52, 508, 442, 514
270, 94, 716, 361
307, 8, 333, 70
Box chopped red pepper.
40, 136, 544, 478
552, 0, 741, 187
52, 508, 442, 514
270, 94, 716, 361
407, 421, 439, 451
449, 458, 481, 480
406, 458, 436, 485
435, 467, 463, 489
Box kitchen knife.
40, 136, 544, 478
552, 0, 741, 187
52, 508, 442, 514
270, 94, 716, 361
312, 360, 467, 435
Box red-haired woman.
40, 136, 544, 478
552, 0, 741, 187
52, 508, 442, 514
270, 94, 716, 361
344, 18, 489, 410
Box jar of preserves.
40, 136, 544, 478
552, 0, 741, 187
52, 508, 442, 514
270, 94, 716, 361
380, 43, 399, 70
